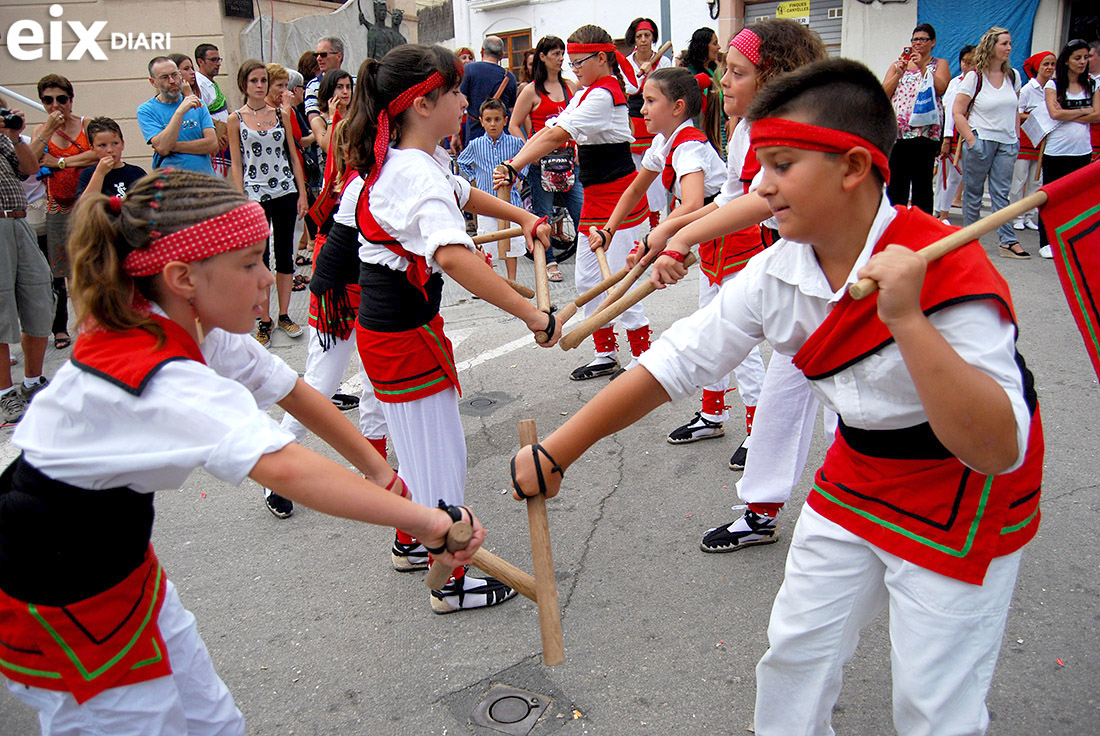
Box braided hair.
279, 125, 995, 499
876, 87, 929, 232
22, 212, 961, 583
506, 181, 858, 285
68, 170, 249, 338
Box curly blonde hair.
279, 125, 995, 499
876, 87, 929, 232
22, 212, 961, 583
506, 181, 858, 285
971, 27, 1012, 76
748, 18, 829, 88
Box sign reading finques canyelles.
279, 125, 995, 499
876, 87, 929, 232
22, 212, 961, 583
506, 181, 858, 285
776, 0, 811, 24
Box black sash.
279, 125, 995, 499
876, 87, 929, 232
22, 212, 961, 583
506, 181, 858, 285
358, 263, 444, 332
578, 142, 635, 187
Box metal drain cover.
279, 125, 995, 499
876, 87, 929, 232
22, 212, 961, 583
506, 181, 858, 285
470, 684, 550, 735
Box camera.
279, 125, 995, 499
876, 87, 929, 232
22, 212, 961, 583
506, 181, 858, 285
0, 108, 23, 130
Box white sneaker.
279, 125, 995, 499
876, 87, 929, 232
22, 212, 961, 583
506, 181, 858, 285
1012, 220, 1026, 231
940, 218, 951, 225
1039, 245, 1052, 259
1025, 219, 1040, 231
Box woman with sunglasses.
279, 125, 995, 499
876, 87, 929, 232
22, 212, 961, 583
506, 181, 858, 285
28, 75, 98, 351
882, 23, 950, 214
1037, 39, 1099, 258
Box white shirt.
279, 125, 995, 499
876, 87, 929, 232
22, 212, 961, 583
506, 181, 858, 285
640, 120, 725, 201
941, 75, 965, 137
352, 147, 473, 273
958, 71, 1019, 145
195, 70, 228, 123
713, 118, 778, 229
1017, 77, 1046, 115
639, 196, 1030, 472
1043, 80, 1093, 156
14, 318, 297, 493
551, 85, 633, 145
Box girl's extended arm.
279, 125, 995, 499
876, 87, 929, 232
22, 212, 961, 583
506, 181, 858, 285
276, 378, 395, 488
463, 187, 548, 252
250, 443, 482, 569
495, 125, 572, 184
434, 243, 558, 346
509, 367, 671, 499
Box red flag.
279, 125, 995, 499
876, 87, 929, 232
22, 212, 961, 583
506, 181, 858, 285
1040, 160, 1100, 382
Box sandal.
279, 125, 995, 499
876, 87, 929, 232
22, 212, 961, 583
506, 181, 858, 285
295, 253, 311, 267
547, 264, 564, 282
999, 243, 1030, 259
292, 274, 309, 292
54, 333, 72, 350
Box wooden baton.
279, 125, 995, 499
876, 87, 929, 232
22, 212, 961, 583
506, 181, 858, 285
640, 41, 673, 75
554, 265, 632, 324
848, 189, 1049, 300
496, 182, 513, 261
531, 230, 554, 344
518, 419, 564, 666
424, 520, 474, 590
425, 520, 538, 601
472, 226, 523, 245
560, 252, 698, 351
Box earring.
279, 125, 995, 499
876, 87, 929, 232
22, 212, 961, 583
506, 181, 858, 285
189, 298, 205, 344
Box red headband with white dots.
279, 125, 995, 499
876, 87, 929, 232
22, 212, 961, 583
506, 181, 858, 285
123, 201, 270, 277
729, 28, 761, 67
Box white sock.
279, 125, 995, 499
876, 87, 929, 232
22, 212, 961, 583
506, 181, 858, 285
23, 376, 42, 388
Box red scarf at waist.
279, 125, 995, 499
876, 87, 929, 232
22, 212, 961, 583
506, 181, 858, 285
356, 313, 460, 403
0, 546, 171, 703
579, 171, 648, 230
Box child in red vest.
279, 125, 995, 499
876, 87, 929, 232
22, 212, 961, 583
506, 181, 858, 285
509, 59, 1043, 734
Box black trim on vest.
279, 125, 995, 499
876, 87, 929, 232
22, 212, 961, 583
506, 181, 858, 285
0, 456, 154, 606
578, 142, 635, 187
70, 356, 192, 397
357, 262, 444, 332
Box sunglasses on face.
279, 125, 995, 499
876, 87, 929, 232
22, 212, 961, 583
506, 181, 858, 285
315, 51, 336, 59
41, 94, 70, 105
204, 56, 223, 63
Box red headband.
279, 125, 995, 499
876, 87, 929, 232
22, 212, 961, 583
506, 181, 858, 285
123, 202, 270, 277
749, 117, 891, 185
365, 71, 448, 188
729, 28, 761, 67
566, 42, 638, 88
635, 21, 657, 36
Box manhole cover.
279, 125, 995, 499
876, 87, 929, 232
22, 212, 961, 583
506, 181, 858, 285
471, 684, 550, 735
458, 392, 514, 417
469, 397, 496, 409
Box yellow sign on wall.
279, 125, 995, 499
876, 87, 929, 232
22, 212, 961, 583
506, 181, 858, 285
776, 0, 811, 24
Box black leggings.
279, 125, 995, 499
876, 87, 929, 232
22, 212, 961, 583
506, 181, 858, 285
1038, 154, 1091, 247
260, 192, 299, 274
887, 136, 940, 215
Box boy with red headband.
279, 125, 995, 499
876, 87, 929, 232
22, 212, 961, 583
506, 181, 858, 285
507, 59, 1043, 734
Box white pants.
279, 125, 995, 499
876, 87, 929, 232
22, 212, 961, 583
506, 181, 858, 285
632, 152, 667, 214
379, 387, 466, 508
476, 214, 525, 259
280, 327, 387, 441
755, 504, 1022, 736
576, 224, 648, 354
1008, 157, 1041, 222
6, 580, 243, 736
735, 352, 835, 504
698, 271, 766, 420
934, 157, 963, 214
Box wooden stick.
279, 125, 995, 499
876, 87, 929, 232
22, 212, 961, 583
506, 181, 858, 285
505, 278, 535, 299
1034, 138, 1046, 182
848, 189, 1049, 300
532, 233, 553, 344
472, 226, 523, 245
518, 419, 564, 666
555, 265, 632, 324
560, 252, 698, 350
425, 524, 538, 601
596, 253, 653, 312
595, 245, 612, 280
425, 521, 473, 590
496, 182, 513, 261
640, 41, 673, 75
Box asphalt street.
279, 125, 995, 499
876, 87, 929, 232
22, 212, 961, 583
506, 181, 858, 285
1, 217, 1098, 735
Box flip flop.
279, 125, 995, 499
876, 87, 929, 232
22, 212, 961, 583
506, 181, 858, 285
295, 254, 311, 267
54, 334, 72, 350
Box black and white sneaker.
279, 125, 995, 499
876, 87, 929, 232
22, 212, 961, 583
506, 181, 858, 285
570, 356, 619, 381
392, 534, 429, 572
429, 569, 517, 614
728, 440, 748, 470
667, 412, 725, 444
330, 393, 360, 411
264, 490, 294, 519
699, 507, 778, 553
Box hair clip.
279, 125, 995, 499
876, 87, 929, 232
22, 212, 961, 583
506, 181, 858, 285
108, 195, 123, 214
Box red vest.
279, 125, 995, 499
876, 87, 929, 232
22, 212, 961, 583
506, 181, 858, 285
794, 207, 1042, 584
698, 135, 765, 286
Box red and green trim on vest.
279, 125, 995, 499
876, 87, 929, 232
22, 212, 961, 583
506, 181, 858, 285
356, 313, 460, 404
0, 546, 171, 703
793, 206, 1042, 585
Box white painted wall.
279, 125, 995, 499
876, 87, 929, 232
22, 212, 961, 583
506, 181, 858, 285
452, 0, 722, 59
1029, 0, 1066, 56
840, 0, 916, 79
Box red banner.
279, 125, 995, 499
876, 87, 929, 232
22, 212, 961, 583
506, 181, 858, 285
1040, 160, 1100, 383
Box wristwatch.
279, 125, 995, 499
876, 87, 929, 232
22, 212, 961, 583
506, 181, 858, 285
57, 157, 66, 170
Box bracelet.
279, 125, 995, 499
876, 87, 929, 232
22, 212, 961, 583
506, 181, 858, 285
658, 249, 685, 263
35, 134, 48, 146
501, 161, 518, 184
594, 229, 608, 248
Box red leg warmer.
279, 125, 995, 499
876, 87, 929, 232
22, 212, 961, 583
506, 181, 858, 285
626, 326, 651, 357
592, 326, 618, 354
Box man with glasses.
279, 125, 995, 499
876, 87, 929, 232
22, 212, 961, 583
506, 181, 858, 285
136, 57, 217, 175
460, 35, 518, 143
304, 36, 352, 123
194, 43, 231, 176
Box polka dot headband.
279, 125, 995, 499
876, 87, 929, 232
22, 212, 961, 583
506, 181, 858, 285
122, 202, 271, 277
